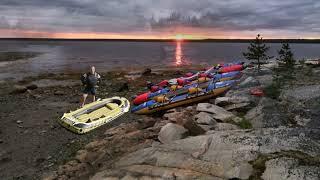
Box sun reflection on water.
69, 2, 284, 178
175, 41, 182, 66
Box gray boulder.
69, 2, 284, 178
196, 103, 235, 122
10, 85, 27, 94
158, 123, 188, 144
26, 84, 38, 90
194, 112, 217, 125
178, 118, 206, 136
256, 74, 273, 87
238, 73, 273, 89
225, 88, 260, 106
239, 76, 260, 88
163, 111, 182, 122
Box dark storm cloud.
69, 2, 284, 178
0, 0, 150, 32
150, 0, 320, 32
0, 0, 319, 35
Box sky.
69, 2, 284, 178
0, 0, 319, 39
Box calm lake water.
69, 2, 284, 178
1, 40, 320, 80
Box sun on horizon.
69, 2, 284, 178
174, 34, 199, 40
175, 34, 184, 41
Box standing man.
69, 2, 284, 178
81, 66, 101, 107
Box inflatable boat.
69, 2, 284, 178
132, 80, 236, 114
133, 71, 242, 105
218, 64, 244, 73
147, 62, 245, 91
179, 62, 244, 82
176, 70, 242, 86
59, 97, 130, 134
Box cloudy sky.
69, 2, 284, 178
0, 0, 319, 39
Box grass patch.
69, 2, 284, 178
237, 118, 253, 129
249, 154, 269, 180
264, 65, 301, 99
226, 117, 253, 129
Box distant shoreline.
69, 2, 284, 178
1, 38, 320, 43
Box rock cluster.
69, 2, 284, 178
49, 64, 320, 180
47, 117, 162, 180
91, 128, 320, 180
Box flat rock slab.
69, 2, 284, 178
95, 128, 320, 180
196, 103, 235, 122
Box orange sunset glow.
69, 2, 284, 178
1, 27, 320, 40
0, 0, 319, 40
0, 27, 230, 39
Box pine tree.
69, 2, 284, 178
277, 43, 295, 67
243, 34, 272, 71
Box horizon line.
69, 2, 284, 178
1, 37, 320, 43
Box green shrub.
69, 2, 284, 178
264, 82, 281, 99
276, 43, 295, 67
237, 118, 253, 129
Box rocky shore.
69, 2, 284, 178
1, 62, 320, 180
45, 63, 320, 180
